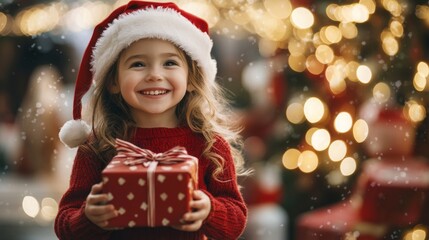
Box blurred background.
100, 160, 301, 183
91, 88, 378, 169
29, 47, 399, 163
1, 0, 429, 239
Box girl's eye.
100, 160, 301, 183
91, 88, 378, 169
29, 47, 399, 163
130, 62, 145, 68
164, 60, 179, 67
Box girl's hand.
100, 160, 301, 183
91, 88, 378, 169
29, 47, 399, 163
172, 190, 211, 232
84, 182, 118, 229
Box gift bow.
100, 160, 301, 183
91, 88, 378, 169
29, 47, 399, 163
114, 138, 192, 167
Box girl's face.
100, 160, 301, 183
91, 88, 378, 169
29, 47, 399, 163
115, 38, 189, 127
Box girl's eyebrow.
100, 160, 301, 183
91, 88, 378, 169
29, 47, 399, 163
123, 52, 182, 64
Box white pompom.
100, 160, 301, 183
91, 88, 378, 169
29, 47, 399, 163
59, 120, 91, 148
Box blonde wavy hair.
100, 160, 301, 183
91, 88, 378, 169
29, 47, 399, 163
84, 42, 246, 181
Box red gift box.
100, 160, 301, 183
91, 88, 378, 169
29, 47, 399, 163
102, 139, 198, 228
296, 200, 387, 240
356, 158, 429, 226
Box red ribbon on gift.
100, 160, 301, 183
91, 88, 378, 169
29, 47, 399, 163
113, 138, 197, 227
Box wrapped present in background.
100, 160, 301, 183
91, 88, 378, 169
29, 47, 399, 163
356, 158, 429, 226
102, 139, 198, 228
296, 200, 387, 240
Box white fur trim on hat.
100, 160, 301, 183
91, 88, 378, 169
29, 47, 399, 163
92, 7, 217, 86
59, 120, 91, 148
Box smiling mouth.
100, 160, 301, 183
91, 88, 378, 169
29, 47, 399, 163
140, 90, 169, 96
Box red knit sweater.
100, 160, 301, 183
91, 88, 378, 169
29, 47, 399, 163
55, 127, 247, 240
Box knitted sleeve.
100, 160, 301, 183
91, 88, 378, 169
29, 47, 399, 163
200, 137, 248, 240
54, 147, 111, 240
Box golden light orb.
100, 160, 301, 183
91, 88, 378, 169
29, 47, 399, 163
298, 150, 319, 173
356, 65, 372, 84
264, 0, 293, 19
372, 82, 391, 103
328, 140, 347, 162
315, 45, 335, 64
306, 55, 325, 75
282, 148, 301, 170
311, 128, 331, 151
353, 119, 369, 143
291, 7, 314, 29
286, 102, 305, 124
305, 127, 319, 146
334, 112, 353, 133
340, 157, 357, 176
304, 97, 325, 123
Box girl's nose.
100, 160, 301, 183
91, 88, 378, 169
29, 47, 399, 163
145, 66, 162, 81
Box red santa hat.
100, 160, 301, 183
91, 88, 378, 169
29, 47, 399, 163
59, 1, 216, 148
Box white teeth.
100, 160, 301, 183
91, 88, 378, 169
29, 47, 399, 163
142, 90, 167, 95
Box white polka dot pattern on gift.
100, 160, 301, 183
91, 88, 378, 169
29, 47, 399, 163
118, 177, 126, 185
128, 221, 135, 227
107, 192, 114, 201
127, 193, 134, 200
157, 174, 166, 183
162, 218, 169, 226
168, 206, 173, 213
138, 178, 146, 186
178, 193, 185, 200
160, 193, 168, 201
118, 207, 126, 215
140, 202, 148, 211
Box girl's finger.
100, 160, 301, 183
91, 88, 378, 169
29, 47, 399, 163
189, 199, 206, 210
177, 220, 203, 232
192, 190, 204, 199
90, 209, 118, 223
86, 193, 109, 205
183, 210, 206, 222
91, 182, 103, 193
86, 204, 115, 216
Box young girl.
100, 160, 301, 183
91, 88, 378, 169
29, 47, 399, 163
55, 1, 248, 240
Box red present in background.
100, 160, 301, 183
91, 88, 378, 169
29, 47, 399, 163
102, 139, 198, 228
296, 200, 386, 240
357, 159, 429, 226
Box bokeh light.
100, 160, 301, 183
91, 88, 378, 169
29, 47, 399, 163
298, 150, 319, 173
290, 7, 314, 29
356, 65, 372, 84
22, 196, 40, 218
304, 97, 325, 123
405, 100, 426, 123
334, 112, 353, 133
340, 157, 357, 176
286, 102, 305, 124
372, 82, 391, 103
328, 140, 347, 162
40, 197, 59, 221
282, 148, 301, 170
311, 128, 331, 151
353, 119, 369, 143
